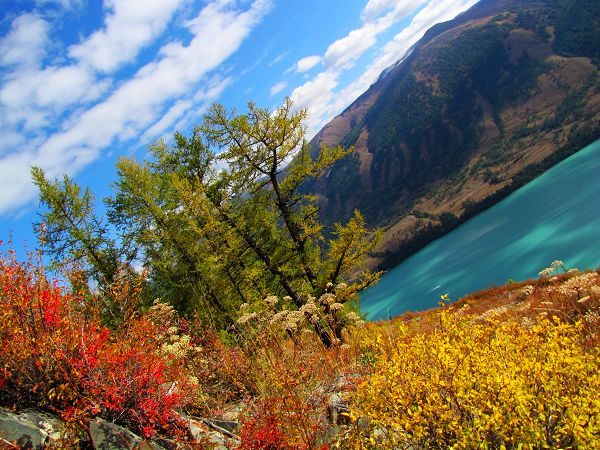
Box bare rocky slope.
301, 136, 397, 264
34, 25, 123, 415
308, 0, 600, 270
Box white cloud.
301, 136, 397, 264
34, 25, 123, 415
324, 22, 382, 69
0, 0, 272, 216
362, 0, 401, 21
291, 0, 478, 139
290, 71, 338, 134
371, 0, 479, 78
142, 99, 193, 142
0, 150, 39, 219
270, 81, 287, 96
0, 14, 49, 68
296, 55, 320, 73
322, 0, 425, 71
289, 0, 427, 137
142, 76, 232, 142
2, 66, 100, 110
69, 0, 185, 73
269, 51, 287, 66
362, 0, 425, 22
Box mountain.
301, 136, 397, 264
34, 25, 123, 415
309, 0, 600, 270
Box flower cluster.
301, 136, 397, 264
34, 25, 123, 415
236, 292, 365, 342
538, 259, 567, 278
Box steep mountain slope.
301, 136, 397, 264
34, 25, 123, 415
310, 0, 600, 270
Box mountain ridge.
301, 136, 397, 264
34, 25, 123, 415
309, 0, 600, 270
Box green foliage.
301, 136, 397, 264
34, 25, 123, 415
31, 167, 123, 285
554, 0, 600, 63
33, 99, 381, 345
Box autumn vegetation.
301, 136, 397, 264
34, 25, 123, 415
1, 100, 599, 448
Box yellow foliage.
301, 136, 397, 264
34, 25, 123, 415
346, 311, 600, 448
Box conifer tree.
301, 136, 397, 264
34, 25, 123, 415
33, 99, 381, 345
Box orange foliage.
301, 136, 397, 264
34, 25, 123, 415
0, 247, 195, 439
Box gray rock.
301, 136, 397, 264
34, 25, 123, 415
220, 402, 245, 422
89, 417, 166, 450
313, 425, 344, 447
0, 407, 65, 449
186, 416, 239, 449
328, 392, 350, 425
207, 420, 238, 435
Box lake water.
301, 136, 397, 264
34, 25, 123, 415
360, 139, 600, 321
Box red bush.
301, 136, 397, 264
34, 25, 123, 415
0, 248, 194, 438
237, 398, 291, 450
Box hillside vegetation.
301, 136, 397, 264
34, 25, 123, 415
1, 245, 598, 448
309, 0, 600, 271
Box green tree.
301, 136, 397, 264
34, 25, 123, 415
33, 99, 381, 346
32, 167, 123, 284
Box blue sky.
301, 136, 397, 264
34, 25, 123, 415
0, 0, 478, 249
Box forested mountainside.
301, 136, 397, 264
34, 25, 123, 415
309, 0, 600, 270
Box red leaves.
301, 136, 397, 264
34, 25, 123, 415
41, 288, 61, 327
0, 250, 193, 439
238, 403, 288, 450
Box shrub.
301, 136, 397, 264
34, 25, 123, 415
0, 248, 196, 439
346, 311, 600, 448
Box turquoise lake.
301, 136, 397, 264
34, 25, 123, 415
360, 139, 600, 321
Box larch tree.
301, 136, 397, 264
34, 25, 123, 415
32, 98, 381, 346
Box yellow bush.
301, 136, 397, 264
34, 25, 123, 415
346, 312, 600, 448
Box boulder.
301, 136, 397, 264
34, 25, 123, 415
0, 408, 64, 449
186, 416, 239, 449
89, 417, 167, 450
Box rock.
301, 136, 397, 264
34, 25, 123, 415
208, 420, 238, 434
313, 425, 344, 448
328, 392, 350, 425
331, 373, 360, 392
220, 402, 245, 422
89, 417, 166, 450
186, 416, 239, 449
0, 407, 65, 449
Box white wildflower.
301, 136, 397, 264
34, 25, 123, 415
286, 310, 304, 323
330, 303, 344, 311
521, 285, 535, 297
345, 312, 361, 322
284, 321, 298, 332
270, 310, 289, 325
299, 300, 318, 314
237, 312, 257, 324
265, 295, 278, 307
319, 293, 337, 305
